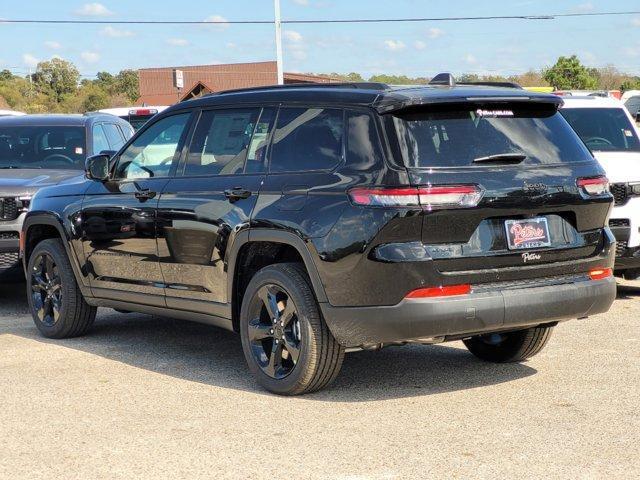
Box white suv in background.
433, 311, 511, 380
561, 96, 640, 278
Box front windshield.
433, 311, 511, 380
560, 107, 640, 153
0, 126, 86, 170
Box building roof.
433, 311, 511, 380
160, 83, 562, 116
137, 61, 340, 105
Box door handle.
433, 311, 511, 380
224, 187, 252, 202
134, 189, 157, 201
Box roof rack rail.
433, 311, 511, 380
208, 82, 390, 97
458, 81, 523, 89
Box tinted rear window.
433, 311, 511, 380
389, 105, 593, 168
561, 107, 640, 153
270, 108, 343, 173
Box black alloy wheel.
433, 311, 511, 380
247, 284, 302, 379
27, 238, 96, 339
239, 263, 344, 395
30, 252, 62, 327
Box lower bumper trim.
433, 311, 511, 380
320, 277, 616, 347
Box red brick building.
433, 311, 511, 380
138, 61, 340, 105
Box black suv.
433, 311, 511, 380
21, 75, 617, 395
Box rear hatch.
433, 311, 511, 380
385, 101, 612, 275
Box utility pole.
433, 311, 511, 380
274, 0, 284, 85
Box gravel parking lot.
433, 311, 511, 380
1, 277, 638, 479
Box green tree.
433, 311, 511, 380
80, 84, 110, 111
0, 69, 14, 82
32, 58, 80, 102
542, 55, 597, 90
114, 69, 139, 103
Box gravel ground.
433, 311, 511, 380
1, 277, 638, 479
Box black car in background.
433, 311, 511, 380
21, 76, 616, 395
0, 114, 133, 275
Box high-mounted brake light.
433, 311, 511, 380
577, 176, 609, 196
589, 268, 612, 280
129, 108, 158, 116
405, 284, 472, 299
349, 185, 483, 209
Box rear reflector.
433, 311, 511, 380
577, 176, 609, 196
589, 268, 612, 280
405, 284, 472, 299
349, 185, 482, 209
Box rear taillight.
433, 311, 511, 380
577, 176, 609, 196
405, 284, 472, 299
589, 268, 612, 280
349, 185, 482, 209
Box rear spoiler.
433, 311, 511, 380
375, 93, 564, 114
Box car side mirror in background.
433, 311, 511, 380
99, 150, 118, 158
85, 154, 110, 181
635, 111, 640, 123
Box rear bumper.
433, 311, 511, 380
320, 276, 616, 347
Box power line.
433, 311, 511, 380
0, 10, 639, 25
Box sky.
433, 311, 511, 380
0, 0, 639, 80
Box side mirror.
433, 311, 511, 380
635, 111, 640, 123
85, 154, 110, 181
99, 150, 118, 158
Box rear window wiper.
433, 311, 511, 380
472, 153, 527, 164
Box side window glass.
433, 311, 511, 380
346, 111, 383, 170
103, 123, 125, 150
184, 108, 260, 176
270, 108, 343, 173
115, 113, 190, 180
245, 108, 275, 173
93, 124, 110, 154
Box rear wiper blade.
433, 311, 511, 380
473, 153, 527, 164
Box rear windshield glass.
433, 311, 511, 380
0, 126, 86, 170
122, 115, 154, 131
389, 105, 593, 168
560, 107, 640, 153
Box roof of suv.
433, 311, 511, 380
169, 83, 563, 115
0, 113, 129, 127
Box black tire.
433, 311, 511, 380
463, 325, 554, 363
26, 238, 96, 339
240, 262, 344, 395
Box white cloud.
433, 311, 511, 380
283, 30, 303, 43
101, 26, 134, 38
427, 28, 444, 39
75, 3, 113, 16
292, 0, 309, 5
632, 17, 640, 27
414, 40, 427, 50
464, 53, 478, 64
383, 40, 406, 52
44, 41, 61, 49
204, 14, 229, 30
575, 2, 594, 12
80, 51, 100, 63
166, 38, 189, 47
22, 53, 39, 68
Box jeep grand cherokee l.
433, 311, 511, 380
0, 114, 132, 276
21, 75, 616, 395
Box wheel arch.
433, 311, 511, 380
22, 213, 90, 297
227, 229, 328, 332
